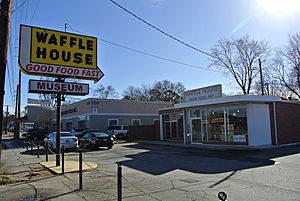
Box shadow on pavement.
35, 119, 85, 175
42, 190, 80, 201
2, 138, 26, 149
118, 143, 300, 175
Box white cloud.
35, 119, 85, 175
143, 0, 165, 7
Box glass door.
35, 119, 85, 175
191, 118, 202, 143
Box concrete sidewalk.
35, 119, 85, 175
0, 138, 98, 201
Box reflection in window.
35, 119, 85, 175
163, 113, 183, 141
190, 109, 201, 118
226, 106, 248, 143
207, 108, 225, 142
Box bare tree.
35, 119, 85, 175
209, 35, 269, 94
38, 77, 56, 106
123, 85, 153, 101
151, 80, 185, 103
123, 80, 185, 103
93, 84, 118, 99
272, 33, 300, 99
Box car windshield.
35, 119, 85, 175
91, 132, 109, 137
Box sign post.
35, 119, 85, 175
19, 24, 103, 166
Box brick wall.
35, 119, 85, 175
273, 102, 300, 144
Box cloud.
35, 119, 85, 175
143, 0, 165, 7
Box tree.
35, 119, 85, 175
93, 84, 118, 99
123, 80, 185, 103
272, 33, 300, 99
122, 85, 153, 101
151, 80, 185, 103
209, 35, 269, 94
37, 77, 56, 106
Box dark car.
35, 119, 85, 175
70, 128, 89, 140
25, 128, 51, 141
79, 131, 114, 150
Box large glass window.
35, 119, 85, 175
177, 114, 184, 139
188, 105, 248, 145
207, 107, 225, 143
163, 113, 183, 141
226, 106, 248, 143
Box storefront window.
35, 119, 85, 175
177, 114, 184, 139
190, 109, 201, 118
163, 113, 183, 141
226, 106, 248, 143
207, 108, 225, 143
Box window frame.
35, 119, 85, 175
131, 119, 141, 126
108, 119, 119, 126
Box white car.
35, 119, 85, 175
44, 131, 78, 151
106, 125, 128, 140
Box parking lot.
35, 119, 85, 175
1, 140, 300, 201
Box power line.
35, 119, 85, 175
108, 0, 216, 59
29, 0, 40, 24
66, 24, 223, 73
99, 38, 222, 73
11, 0, 28, 13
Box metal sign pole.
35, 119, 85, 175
56, 80, 62, 166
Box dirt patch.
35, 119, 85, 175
0, 172, 14, 185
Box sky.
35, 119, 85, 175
4, 0, 300, 113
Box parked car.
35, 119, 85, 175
106, 125, 128, 140
44, 131, 78, 151
25, 128, 51, 141
70, 128, 89, 140
79, 131, 114, 150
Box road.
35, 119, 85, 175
0, 140, 300, 200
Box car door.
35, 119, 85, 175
80, 133, 90, 147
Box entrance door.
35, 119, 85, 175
191, 119, 202, 143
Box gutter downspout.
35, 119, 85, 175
273, 102, 278, 146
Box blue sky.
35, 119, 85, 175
5, 0, 300, 112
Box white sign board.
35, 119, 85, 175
233, 135, 247, 142
27, 98, 51, 106
28, 80, 89, 96
184, 84, 222, 102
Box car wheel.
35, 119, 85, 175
108, 145, 113, 150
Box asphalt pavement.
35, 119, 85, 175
0, 136, 300, 201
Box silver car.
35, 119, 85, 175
44, 131, 78, 151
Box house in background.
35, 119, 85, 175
19, 105, 52, 131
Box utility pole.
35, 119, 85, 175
16, 70, 21, 138
259, 58, 264, 95
0, 0, 13, 168
14, 84, 19, 138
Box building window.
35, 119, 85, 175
226, 106, 248, 143
66, 122, 72, 130
162, 113, 184, 141
132, 119, 141, 126
153, 119, 159, 124
78, 120, 86, 128
108, 119, 118, 126
92, 107, 98, 113
187, 105, 248, 145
